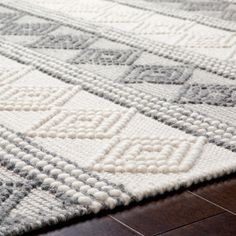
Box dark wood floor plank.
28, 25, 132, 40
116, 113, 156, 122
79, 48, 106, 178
32, 175, 236, 236
111, 192, 223, 236
37, 216, 141, 236
158, 212, 236, 236
190, 175, 236, 213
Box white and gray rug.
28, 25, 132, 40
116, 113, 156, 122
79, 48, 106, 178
0, 0, 236, 235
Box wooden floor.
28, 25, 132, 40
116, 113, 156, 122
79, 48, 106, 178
29, 173, 236, 236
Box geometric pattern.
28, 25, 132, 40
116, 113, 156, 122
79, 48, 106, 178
119, 65, 193, 84
27, 108, 136, 138
29, 34, 97, 50
0, 86, 80, 111
1, 0, 236, 235
178, 34, 236, 48
132, 21, 194, 35
68, 48, 141, 65
0, 23, 59, 36
176, 84, 236, 107
0, 12, 22, 24
0, 124, 131, 211
108, 0, 236, 38
0, 180, 35, 223
88, 136, 206, 174
94, 8, 150, 23
181, 2, 228, 11
222, 7, 236, 21
137, 0, 236, 23
0, 66, 33, 85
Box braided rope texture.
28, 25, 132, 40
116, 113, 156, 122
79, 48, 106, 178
0, 0, 236, 235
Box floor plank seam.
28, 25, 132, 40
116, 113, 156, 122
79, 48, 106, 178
152, 211, 226, 236
109, 215, 145, 236
188, 191, 236, 216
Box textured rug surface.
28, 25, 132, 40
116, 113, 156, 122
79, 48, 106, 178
0, 0, 236, 235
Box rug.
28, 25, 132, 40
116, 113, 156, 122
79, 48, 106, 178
0, 0, 236, 235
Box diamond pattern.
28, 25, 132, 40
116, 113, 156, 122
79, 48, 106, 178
0, 23, 59, 36
94, 8, 150, 23
222, 7, 236, 21
132, 21, 194, 34
0, 86, 79, 110
181, 1, 228, 11
29, 34, 96, 49
69, 48, 141, 65
119, 65, 193, 84
0, 12, 22, 24
0, 180, 34, 223
177, 83, 236, 107
177, 34, 236, 48
28, 108, 136, 138
88, 137, 206, 174
0, 66, 32, 85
